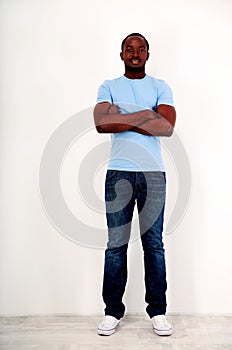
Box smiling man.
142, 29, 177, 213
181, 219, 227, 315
94, 33, 176, 336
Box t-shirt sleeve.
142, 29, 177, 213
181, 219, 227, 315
157, 81, 174, 107
96, 80, 113, 104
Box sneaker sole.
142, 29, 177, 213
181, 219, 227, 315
97, 329, 116, 336
97, 323, 120, 336
153, 327, 173, 336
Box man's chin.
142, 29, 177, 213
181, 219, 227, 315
125, 64, 145, 71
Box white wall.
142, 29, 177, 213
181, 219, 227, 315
0, 0, 232, 315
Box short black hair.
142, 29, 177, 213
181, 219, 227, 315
121, 33, 149, 51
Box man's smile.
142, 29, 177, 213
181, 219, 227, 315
130, 58, 141, 64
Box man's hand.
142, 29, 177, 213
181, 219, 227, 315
131, 104, 176, 137
108, 104, 120, 114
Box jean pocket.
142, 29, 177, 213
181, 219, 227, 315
105, 170, 118, 181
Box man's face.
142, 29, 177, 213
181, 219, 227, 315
120, 36, 149, 69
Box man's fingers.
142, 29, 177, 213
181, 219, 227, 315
108, 104, 119, 114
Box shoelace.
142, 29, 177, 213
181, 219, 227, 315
154, 315, 169, 326
102, 316, 116, 326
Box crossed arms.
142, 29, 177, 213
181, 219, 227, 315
93, 102, 176, 137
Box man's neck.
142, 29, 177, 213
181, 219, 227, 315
124, 67, 146, 79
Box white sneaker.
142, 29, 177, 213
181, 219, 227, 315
97, 315, 120, 336
151, 315, 173, 336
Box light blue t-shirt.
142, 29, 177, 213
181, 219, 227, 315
96, 74, 174, 171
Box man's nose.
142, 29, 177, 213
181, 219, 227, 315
132, 50, 139, 57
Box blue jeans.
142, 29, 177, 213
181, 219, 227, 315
102, 170, 167, 319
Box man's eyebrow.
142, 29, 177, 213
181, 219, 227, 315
126, 45, 146, 48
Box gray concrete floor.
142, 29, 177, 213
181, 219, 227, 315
0, 315, 232, 350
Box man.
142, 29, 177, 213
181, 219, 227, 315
94, 33, 176, 336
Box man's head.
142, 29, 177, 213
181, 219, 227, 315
120, 33, 150, 72
121, 33, 149, 52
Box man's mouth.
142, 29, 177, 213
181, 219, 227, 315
130, 58, 140, 65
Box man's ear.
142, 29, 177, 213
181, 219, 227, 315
146, 52, 150, 61
120, 52, 123, 61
